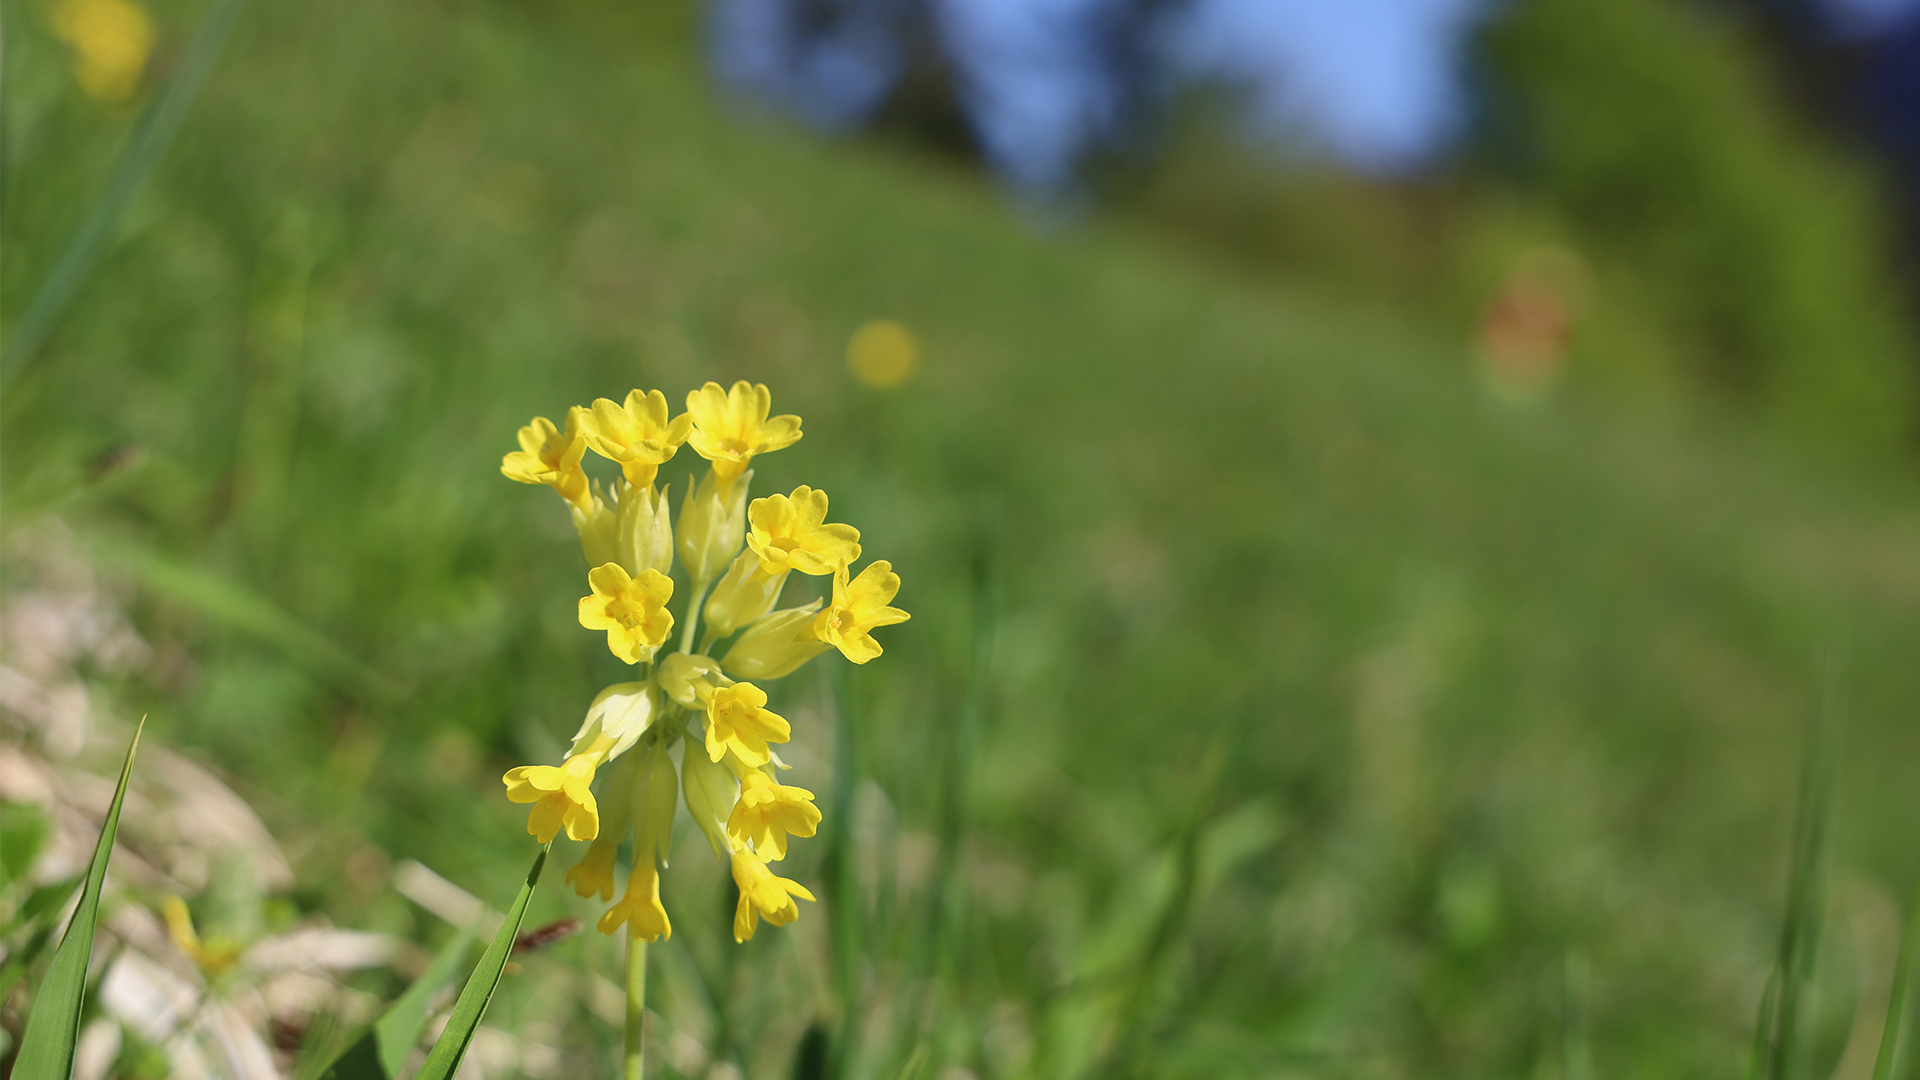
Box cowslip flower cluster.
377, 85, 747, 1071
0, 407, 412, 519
501, 382, 908, 944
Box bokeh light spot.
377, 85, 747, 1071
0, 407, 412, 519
846, 319, 920, 389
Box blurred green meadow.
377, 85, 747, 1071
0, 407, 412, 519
4, 0, 1920, 1077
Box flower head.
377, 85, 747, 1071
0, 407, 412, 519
599, 862, 672, 942
813, 561, 910, 664
578, 390, 694, 490
703, 682, 790, 768
503, 735, 615, 843
747, 486, 861, 576
579, 564, 675, 664
686, 381, 802, 485
731, 848, 815, 942
727, 771, 821, 861
502, 415, 590, 509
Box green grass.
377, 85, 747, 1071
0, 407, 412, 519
5, 0, 1920, 1076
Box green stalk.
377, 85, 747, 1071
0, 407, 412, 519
1872, 874, 1920, 1080
678, 576, 712, 656
625, 935, 648, 1080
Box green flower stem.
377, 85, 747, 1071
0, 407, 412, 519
625, 935, 648, 1080
678, 577, 712, 656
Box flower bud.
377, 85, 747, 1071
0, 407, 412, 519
681, 745, 738, 861
571, 486, 619, 570
704, 549, 789, 641
656, 652, 724, 708
677, 467, 751, 586
632, 739, 679, 865
572, 681, 657, 761
722, 601, 831, 681
615, 480, 674, 576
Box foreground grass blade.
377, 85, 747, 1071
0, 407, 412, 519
413, 845, 549, 1080
1872, 875, 1920, 1080
318, 927, 478, 1079
1754, 667, 1844, 1080
13, 718, 145, 1080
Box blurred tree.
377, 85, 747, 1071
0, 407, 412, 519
1475, 0, 1916, 452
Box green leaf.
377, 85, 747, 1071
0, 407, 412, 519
316, 926, 479, 1079
413, 845, 549, 1080
14, 717, 144, 1080
0, 881, 82, 999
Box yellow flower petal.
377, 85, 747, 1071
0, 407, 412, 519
747, 486, 861, 577
813, 561, 910, 664
578, 563, 676, 664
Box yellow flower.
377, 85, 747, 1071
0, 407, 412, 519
814, 561, 910, 664
727, 770, 821, 861
721, 601, 830, 680
502, 415, 589, 509
162, 896, 240, 977
703, 683, 790, 768
566, 842, 619, 902
502, 734, 615, 843
578, 564, 675, 664
578, 391, 694, 490
747, 486, 861, 576
685, 381, 802, 485
570, 682, 657, 762
52, 0, 152, 102
731, 848, 814, 942
599, 862, 671, 942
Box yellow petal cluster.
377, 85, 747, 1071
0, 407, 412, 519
815, 561, 911, 663
686, 381, 802, 485
496, 381, 909, 958
501, 415, 589, 509
578, 564, 675, 665
703, 683, 790, 768
727, 770, 821, 861
747, 486, 861, 576
578, 390, 694, 490
731, 848, 815, 943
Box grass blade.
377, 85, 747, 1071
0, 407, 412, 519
1872, 874, 1920, 1080
1755, 663, 1845, 1080
413, 845, 549, 1080
13, 717, 145, 1080
316, 926, 478, 1079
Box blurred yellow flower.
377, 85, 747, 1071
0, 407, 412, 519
727, 770, 820, 861
52, 0, 152, 103
814, 561, 910, 664
747, 485, 861, 576
702, 682, 789, 767
579, 390, 693, 490
502, 414, 590, 509
162, 896, 241, 977
846, 319, 920, 390
731, 848, 814, 942
599, 862, 671, 942
578, 563, 675, 664
565, 842, 619, 902
685, 381, 801, 484
502, 733, 615, 843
